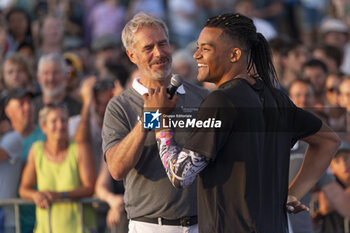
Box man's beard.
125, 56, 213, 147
41, 83, 66, 99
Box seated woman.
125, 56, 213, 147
19, 104, 96, 233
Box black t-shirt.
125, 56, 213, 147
184, 78, 322, 233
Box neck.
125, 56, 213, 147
139, 75, 171, 89
215, 71, 254, 87
43, 92, 66, 105
46, 138, 68, 154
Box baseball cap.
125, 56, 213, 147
5, 87, 34, 106
320, 18, 348, 34
335, 141, 350, 156
91, 34, 121, 52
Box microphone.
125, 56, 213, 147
167, 74, 183, 99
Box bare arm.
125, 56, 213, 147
95, 161, 124, 226
106, 121, 148, 180
288, 123, 340, 203
0, 147, 9, 162
156, 129, 209, 188
19, 147, 51, 209
73, 77, 96, 143
67, 142, 96, 198
321, 182, 350, 218
45, 142, 97, 200
96, 161, 124, 208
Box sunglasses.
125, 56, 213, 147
327, 87, 339, 93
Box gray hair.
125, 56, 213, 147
38, 103, 68, 128
121, 12, 169, 50
37, 53, 68, 74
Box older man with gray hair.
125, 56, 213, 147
102, 12, 208, 233
33, 53, 81, 121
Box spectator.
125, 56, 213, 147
288, 79, 315, 109
5, 7, 32, 52
314, 141, 350, 233
337, 78, 350, 141
37, 15, 63, 56
95, 161, 128, 233
19, 104, 96, 233
319, 18, 350, 75
91, 34, 123, 77
63, 52, 83, 101
269, 36, 288, 84
313, 44, 343, 74
33, 53, 82, 122
0, 97, 23, 233
69, 77, 114, 176
4, 88, 46, 233
325, 72, 346, 132
302, 59, 328, 106
281, 39, 309, 89
0, 53, 36, 98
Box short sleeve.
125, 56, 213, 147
291, 107, 322, 145
102, 98, 131, 157
183, 91, 235, 160
0, 131, 22, 162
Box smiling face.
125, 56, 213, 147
126, 26, 172, 81
42, 108, 69, 141
193, 27, 242, 87
38, 61, 67, 98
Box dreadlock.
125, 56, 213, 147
205, 13, 279, 89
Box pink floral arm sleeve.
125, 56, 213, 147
156, 129, 209, 188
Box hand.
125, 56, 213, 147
80, 76, 97, 104
106, 207, 123, 227
41, 191, 62, 202
33, 192, 50, 209
142, 86, 178, 115
286, 195, 309, 214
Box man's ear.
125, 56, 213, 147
126, 49, 137, 64
230, 48, 242, 63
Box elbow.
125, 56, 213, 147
108, 165, 127, 181
330, 133, 341, 152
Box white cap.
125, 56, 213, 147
320, 18, 348, 33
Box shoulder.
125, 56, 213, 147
1, 130, 22, 143
200, 89, 232, 108
182, 81, 209, 100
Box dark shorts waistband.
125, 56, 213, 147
131, 216, 197, 226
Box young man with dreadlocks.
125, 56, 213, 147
143, 13, 340, 233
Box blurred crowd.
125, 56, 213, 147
0, 0, 350, 233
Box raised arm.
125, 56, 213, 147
155, 129, 209, 188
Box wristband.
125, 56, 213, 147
61, 192, 68, 199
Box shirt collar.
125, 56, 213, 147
132, 77, 186, 96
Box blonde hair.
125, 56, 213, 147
38, 103, 68, 128
121, 12, 169, 50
